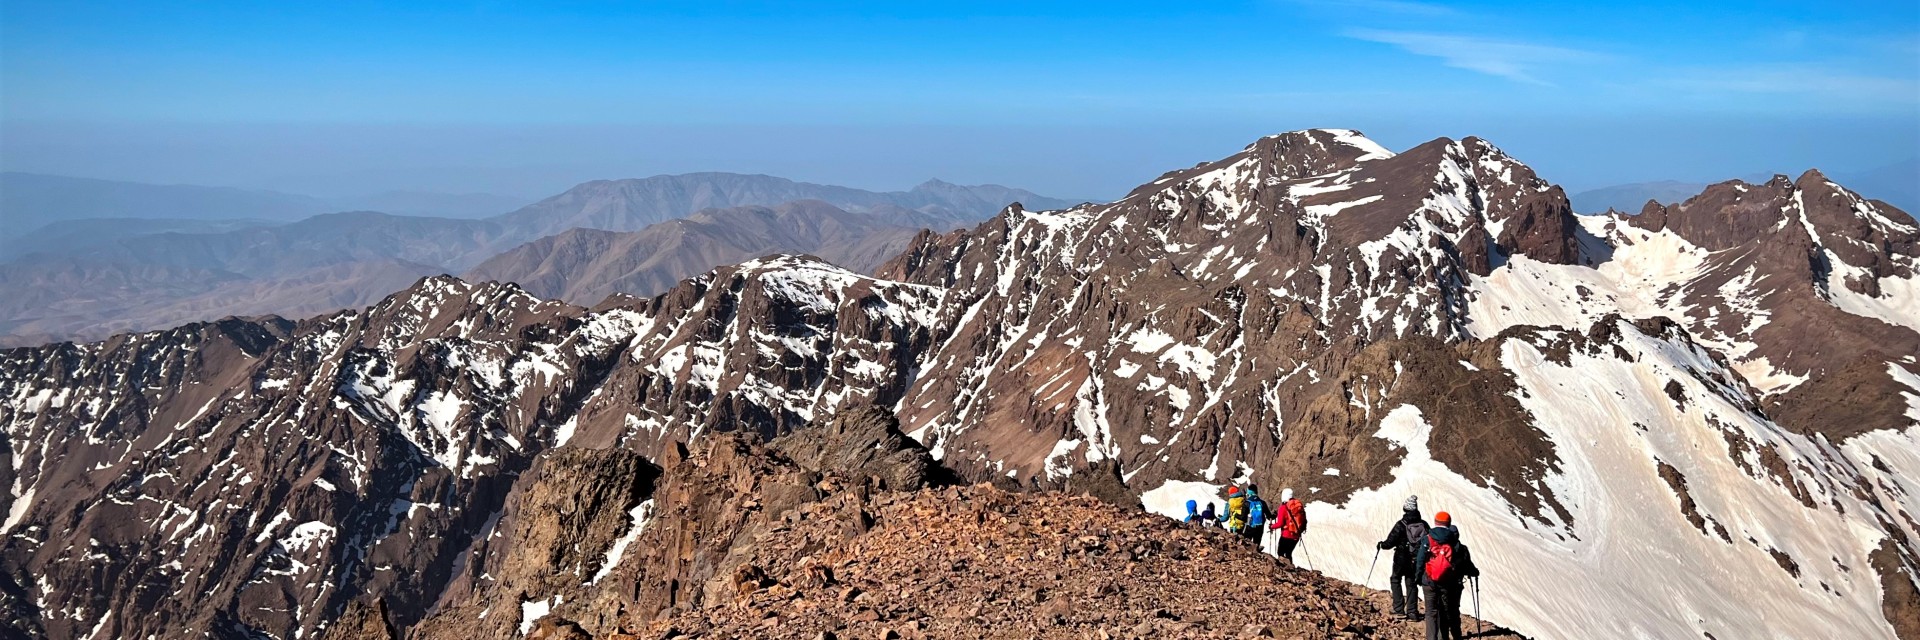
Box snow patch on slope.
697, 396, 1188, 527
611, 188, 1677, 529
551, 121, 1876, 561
1140, 479, 1226, 521
1303, 324, 1898, 640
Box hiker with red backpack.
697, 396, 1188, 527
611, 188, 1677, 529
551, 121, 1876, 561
1413, 511, 1480, 640
1268, 488, 1307, 560
1376, 495, 1429, 622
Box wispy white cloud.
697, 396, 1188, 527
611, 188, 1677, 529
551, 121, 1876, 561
1290, 0, 1458, 16
1344, 29, 1601, 85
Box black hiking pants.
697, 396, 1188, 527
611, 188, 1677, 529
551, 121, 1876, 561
1391, 569, 1421, 618
1246, 525, 1265, 547
1423, 583, 1464, 640
1276, 535, 1299, 560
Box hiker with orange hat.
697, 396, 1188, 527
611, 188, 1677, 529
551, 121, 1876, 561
1413, 511, 1480, 640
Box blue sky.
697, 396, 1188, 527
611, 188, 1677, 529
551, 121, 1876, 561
2, 1, 1915, 199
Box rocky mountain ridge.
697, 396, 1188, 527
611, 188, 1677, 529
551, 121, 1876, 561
2, 129, 1915, 640
465, 200, 929, 306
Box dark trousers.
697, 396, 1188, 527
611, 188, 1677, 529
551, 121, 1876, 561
1391, 570, 1421, 617
1276, 535, 1299, 560
1423, 583, 1464, 640
1245, 525, 1265, 547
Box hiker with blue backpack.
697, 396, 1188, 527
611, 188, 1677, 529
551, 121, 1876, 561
1377, 495, 1430, 622
1413, 511, 1480, 640
1244, 484, 1270, 547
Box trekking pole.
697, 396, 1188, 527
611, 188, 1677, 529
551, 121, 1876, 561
1473, 576, 1482, 636
1364, 548, 1380, 588
1301, 538, 1314, 571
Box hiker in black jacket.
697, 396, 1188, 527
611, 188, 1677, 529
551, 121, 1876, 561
1376, 495, 1429, 621
1413, 511, 1480, 640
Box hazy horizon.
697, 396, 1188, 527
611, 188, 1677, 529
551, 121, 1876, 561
4, 1, 1916, 201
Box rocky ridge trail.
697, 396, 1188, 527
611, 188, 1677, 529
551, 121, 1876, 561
391, 405, 1515, 640
637, 485, 1513, 640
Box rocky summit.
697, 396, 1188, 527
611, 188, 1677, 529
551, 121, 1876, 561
360, 407, 1513, 640
2, 130, 1916, 640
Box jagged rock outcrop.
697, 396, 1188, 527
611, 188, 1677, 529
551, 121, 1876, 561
410, 403, 954, 639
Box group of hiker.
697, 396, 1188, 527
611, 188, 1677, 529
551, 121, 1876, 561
1184, 489, 1483, 640
1181, 483, 1307, 559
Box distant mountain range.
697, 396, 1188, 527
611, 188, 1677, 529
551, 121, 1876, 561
0, 172, 328, 230
0, 172, 529, 234
0, 172, 1075, 345
467, 200, 927, 304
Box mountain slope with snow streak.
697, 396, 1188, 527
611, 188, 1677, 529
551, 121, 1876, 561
1467, 172, 1919, 439
0, 256, 941, 640
3, 129, 1916, 640
1308, 317, 1913, 639
877, 130, 1916, 639
879, 129, 1582, 511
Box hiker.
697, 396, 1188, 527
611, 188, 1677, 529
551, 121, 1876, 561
1376, 495, 1429, 621
1184, 500, 1201, 523
1220, 486, 1249, 534
1245, 483, 1270, 547
1269, 488, 1307, 560
1199, 502, 1218, 527
1414, 511, 1480, 640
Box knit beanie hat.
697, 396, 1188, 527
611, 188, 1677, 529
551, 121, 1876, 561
1404, 495, 1419, 512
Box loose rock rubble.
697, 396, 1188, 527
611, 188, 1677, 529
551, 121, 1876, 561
636, 484, 1509, 639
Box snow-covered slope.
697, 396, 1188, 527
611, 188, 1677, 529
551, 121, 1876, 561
1309, 318, 1912, 639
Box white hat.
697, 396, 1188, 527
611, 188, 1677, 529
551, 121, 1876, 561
1281, 488, 1294, 502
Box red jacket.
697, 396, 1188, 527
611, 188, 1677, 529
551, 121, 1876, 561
1269, 498, 1308, 539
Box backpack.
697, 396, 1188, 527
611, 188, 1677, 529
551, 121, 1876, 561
1225, 496, 1249, 532
1281, 499, 1307, 538
1249, 499, 1269, 526
1424, 537, 1456, 582
1402, 520, 1429, 554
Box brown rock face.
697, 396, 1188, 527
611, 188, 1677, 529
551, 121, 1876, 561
870, 130, 1586, 514
317, 598, 400, 640
410, 403, 956, 639
464, 200, 931, 305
